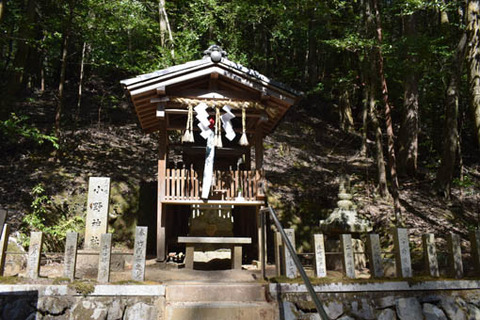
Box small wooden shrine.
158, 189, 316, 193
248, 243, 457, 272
121, 45, 301, 263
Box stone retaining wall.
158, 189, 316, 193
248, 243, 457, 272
270, 281, 480, 320
1, 281, 480, 319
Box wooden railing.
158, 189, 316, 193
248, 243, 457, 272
164, 169, 263, 202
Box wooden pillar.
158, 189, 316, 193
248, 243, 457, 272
157, 120, 168, 261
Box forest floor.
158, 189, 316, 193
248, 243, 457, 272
1, 88, 480, 273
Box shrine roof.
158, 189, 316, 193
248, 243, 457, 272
121, 45, 302, 135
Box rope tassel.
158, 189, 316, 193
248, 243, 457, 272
182, 104, 195, 143
239, 107, 249, 146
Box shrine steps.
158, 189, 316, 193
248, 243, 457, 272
164, 282, 277, 320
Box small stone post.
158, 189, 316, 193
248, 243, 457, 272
340, 234, 355, 279
422, 233, 439, 277
313, 234, 327, 277
447, 233, 463, 279
26, 232, 44, 279
0, 208, 7, 239
63, 232, 78, 280
274, 231, 283, 276
283, 228, 298, 278
0, 224, 10, 276
393, 228, 412, 278
470, 230, 480, 275
366, 233, 384, 278
97, 233, 112, 283
132, 226, 148, 281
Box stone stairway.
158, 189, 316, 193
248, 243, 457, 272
164, 282, 277, 320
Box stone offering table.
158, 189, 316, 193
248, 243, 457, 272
178, 236, 251, 270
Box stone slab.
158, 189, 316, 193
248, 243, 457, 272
422, 233, 439, 277
0, 284, 165, 296
84, 177, 110, 250
132, 227, 148, 281
340, 234, 355, 279
63, 232, 78, 280
283, 228, 298, 279
447, 233, 463, 279
166, 284, 266, 302
366, 233, 383, 278
393, 228, 412, 278
0, 224, 10, 276
396, 297, 423, 319
26, 231, 43, 279
313, 234, 327, 278
97, 233, 112, 283
268, 280, 480, 294
177, 236, 251, 244
274, 232, 283, 276
165, 302, 275, 320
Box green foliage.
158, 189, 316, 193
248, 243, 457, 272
20, 184, 84, 252
0, 113, 59, 149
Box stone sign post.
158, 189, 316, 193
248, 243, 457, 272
366, 233, 384, 278
0, 208, 6, 239
422, 233, 439, 277
97, 233, 112, 283
393, 228, 412, 278
27, 232, 43, 279
470, 230, 480, 275
0, 224, 10, 276
340, 234, 355, 279
313, 234, 327, 278
64, 232, 79, 280
283, 229, 298, 279
85, 177, 110, 250
447, 233, 463, 279
132, 227, 148, 281
274, 232, 283, 277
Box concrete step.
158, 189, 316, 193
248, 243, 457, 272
166, 283, 267, 302
165, 301, 277, 320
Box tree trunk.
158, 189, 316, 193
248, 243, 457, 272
398, 14, 419, 176
55, 3, 74, 137
0, 0, 4, 22
466, 0, 480, 148
339, 88, 354, 132
5, 0, 36, 99
436, 33, 468, 198
372, 0, 402, 223
369, 81, 389, 198
158, 0, 174, 58
75, 42, 87, 126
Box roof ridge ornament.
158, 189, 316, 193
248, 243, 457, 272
203, 45, 227, 63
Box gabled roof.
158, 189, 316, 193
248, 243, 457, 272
121, 46, 302, 135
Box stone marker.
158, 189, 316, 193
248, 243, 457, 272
470, 230, 480, 274
393, 228, 412, 278
313, 234, 327, 277
0, 224, 10, 276
97, 233, 112, 283
0, 208, 7, 239
132, 226, 148, 281
274, 232, 283, 276
283, 228, 298, 278
85, 177, 111, 250
447, 233, 463, 279
366, 233, 384, 278
26, 232, 43, 279
422, 233, 439, 277
340, 234, 355, 279
63, 232, 78, 280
